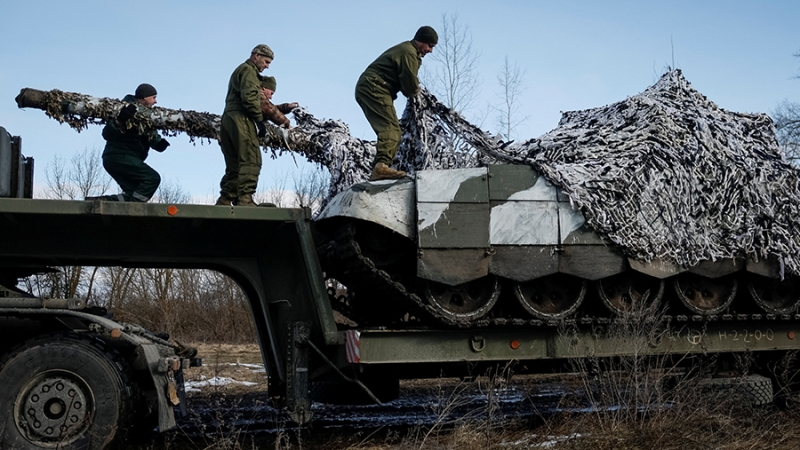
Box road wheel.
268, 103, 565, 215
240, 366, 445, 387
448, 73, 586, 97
0, 333, 133, 450
514, 273, 587, 320
673, 273, 737, 315
422, 275, 500, 322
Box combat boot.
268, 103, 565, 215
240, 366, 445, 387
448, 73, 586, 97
85, 194, 124, 202
236, 194, 257, 207
370, 163, 406, 181
215, 195, 235, 206
236, 194, 278, 207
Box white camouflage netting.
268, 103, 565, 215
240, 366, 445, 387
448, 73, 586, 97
293, 70, 800, 275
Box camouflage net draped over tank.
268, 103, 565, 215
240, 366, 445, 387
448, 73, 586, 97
19, 70, 800, 274
397, 70, 800, 275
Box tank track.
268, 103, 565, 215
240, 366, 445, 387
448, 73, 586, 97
319, 224, 465, 328
319, 224, 800, 329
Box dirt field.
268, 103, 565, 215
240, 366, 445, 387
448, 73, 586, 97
183, 343, 269, 395
124, 343, 800, 450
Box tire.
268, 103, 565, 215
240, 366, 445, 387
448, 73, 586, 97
699, 374, 773, 406
0, 333, 133, 450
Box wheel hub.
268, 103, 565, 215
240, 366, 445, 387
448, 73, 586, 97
514, 274, 587, 320
422, 276, 500, 321
674, 273, 737, 315
16, 371, 93, 445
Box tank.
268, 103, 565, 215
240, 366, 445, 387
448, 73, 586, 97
314, 165, 800, 327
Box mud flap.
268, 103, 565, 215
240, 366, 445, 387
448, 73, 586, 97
174, 369, 188, 417
141, 343, 177, 431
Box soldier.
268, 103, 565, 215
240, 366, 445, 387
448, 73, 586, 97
94, 83, 170, 202
356, 26, 437, 181
216, 44, 274, 207
259, 76, 298, 129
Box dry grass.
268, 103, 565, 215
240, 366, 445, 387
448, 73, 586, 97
165, 327, 800, 450
183, 343, 268, 396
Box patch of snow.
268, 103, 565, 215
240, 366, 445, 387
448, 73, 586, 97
185, 376, 257, 393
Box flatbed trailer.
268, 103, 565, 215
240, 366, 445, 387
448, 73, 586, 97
2, 197, 800, 448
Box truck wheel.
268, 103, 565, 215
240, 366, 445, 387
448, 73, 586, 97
699, 374, 774, 406
0, 334, 133, 450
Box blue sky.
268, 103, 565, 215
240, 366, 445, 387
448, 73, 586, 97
1, 0, 798, 201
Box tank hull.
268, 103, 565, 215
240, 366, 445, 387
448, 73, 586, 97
317, 165, 796, 325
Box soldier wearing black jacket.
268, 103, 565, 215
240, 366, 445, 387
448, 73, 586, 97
95, 83, 169, 202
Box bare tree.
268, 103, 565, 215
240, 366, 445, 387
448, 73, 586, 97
152, 179, 190, 204
255, 171, 291, 207
494, 56, 529, 141
27, 148, 111, 300
772, 51, 800, 164
417, 13, 488, 166
44, 147, 112, 200
774, 49, 800, 164
97, 266, 136, 310
421, 12, 481, 114
774, 100, 800, 163
292, 166, 329, 213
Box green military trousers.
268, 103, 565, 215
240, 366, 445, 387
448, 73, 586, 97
355, 75, 401, 168
102, 153, 161, 202
219, 110, 262, 199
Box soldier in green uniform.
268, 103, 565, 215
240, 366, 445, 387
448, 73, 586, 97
216, 44, 275, 207
259, 76, 298, 129
95, 83, 170, 202
356, 26, 437, 181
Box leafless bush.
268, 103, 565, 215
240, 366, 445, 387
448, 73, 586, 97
412, 364, 520, 449
43, 146, 112, 200
103, 269, 256, 343
545, 300, 795, 449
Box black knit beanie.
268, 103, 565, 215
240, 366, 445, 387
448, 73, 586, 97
413, 26, 438, 45
135, 83, 157, 99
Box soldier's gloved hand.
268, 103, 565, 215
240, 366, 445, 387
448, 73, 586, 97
117, 104, 137, 123
152, 139, 170, 152
255, 121, 268, 138
276, 102, 298, 114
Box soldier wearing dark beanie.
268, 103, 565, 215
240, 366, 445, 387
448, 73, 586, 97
413, 26, 438, 45
134, 83, 157, 99
90, 83, 169, 203
355, 26, 437, 181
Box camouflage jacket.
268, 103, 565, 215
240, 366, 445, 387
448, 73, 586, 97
259, 91, 293, 127
101, 94, 166, 161
359, 41, 421, 100
223, 59, 264, 122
